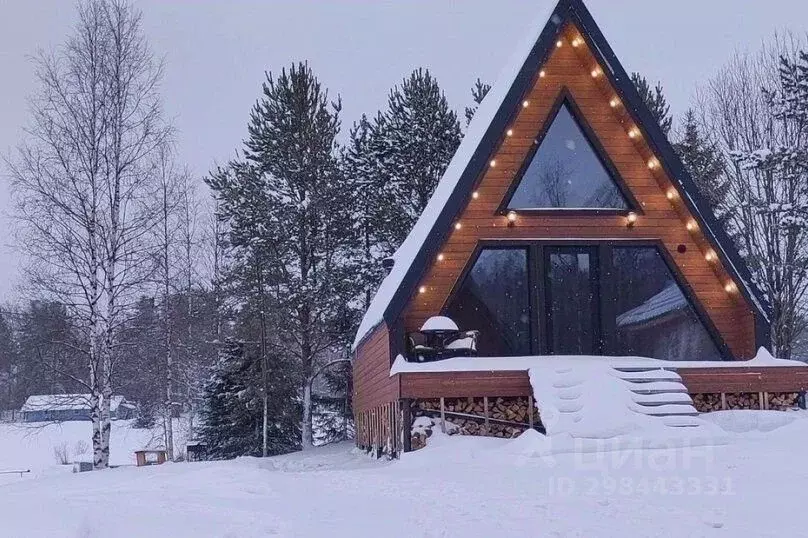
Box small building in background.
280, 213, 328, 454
20, 394, 136, 423
134, 449, 167, 467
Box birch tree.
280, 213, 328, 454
8, 0, 170, 468
697, 35, 808, 357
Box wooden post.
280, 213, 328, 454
402, 399, 412, 453
483, 397, 490, 431
528, 396, 534, 429
764, 392, 769, 410
759, 392, 765, 410
440, 397, 447, 433
721, 393, 727, 410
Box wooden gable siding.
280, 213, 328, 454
401, 24, 756, 358
353, 324, 399, 412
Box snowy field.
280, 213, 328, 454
1, 411, 807, 537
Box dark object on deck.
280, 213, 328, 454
406, 329, 479, 363
135, 449, 167, 467
186, 442, 207, 462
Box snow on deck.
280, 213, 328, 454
390, 348, 805, 376
393, 349, 807, 447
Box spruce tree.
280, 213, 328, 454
199, 340, 262, 459
464, 78, 491, 125
374, 68, 462, 251
631, 72, 673, 136
199, 339, 300, 459
673, 109, 729, 220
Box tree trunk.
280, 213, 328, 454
301, 379, 313, 450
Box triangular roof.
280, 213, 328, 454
353, 0, 769, 350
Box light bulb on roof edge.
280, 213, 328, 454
556, 40, 563, 48
472, 191, 479, 199
705, 251, 715, 262
507, 211, 517, 223
522, 100, 529, 108
686, 220, 696, 232
572, 37, 582, 47
454, 222, 462, 230
490, 159, 497, 167
725, 282, 736, 293
506, 129, 513, 137
610, 97, 620, 108
626, 212, 638, 227
591, 68, 601, 78
539, 70, 546, 78
648, 158, 659, 170
666, 189, 676, 200
437, 253, 445, 262
418, 286, 427, 294
628, 127, 640, 139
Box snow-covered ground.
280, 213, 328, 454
0, 419, 190, 486
1, 410, 807, 537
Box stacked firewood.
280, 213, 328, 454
412, 397, 542, 445
692, 392, 800, 412
767, 392, 800, 410
691, 393, 722, 412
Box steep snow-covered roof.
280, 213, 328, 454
352, 0, 770, 352
21, 394, 129, 413
352, 2, 558, 350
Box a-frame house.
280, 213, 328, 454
353, 0, 808, 455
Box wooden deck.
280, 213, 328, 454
398, 365, 808, 399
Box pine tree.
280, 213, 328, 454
464, 78, 491, 125
631, 72, 673, 136
374, 68, 463, 251
342, 114, 389, 309
207, 62, 359, 449
673, 109, 729, 220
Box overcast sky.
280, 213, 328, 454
0, 0, 806, 300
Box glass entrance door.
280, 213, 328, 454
544, 246, 600, 355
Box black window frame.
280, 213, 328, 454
440, 239, 731, 360
497, 88, 644, 217
442, 245, 533, 357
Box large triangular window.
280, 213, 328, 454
505, 97, 631, 211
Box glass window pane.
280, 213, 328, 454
508, 102, 629, 210
546, 248, 597, 354
612, 247, 722, 360
445, 249, 531, 356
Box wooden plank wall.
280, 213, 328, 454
353, 324, 402, 453
399, 367, 808, 400
355, 401, 401, 455
353, 324, 399, 412
401, 23, 756, 358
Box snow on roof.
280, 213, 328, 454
616, 284, 687, 327
352, 2, 558, 350
21, 394, 129, 413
